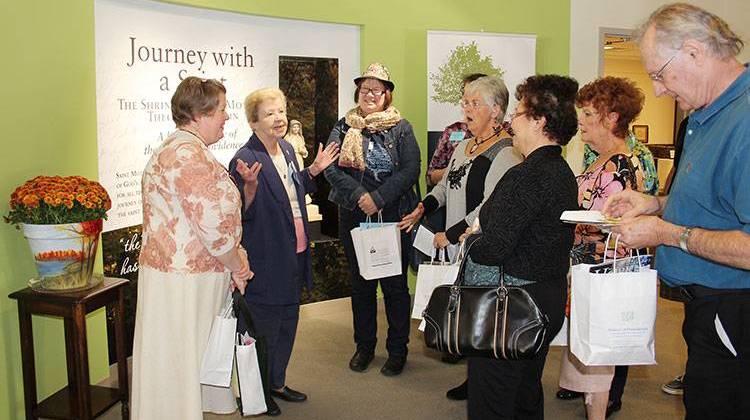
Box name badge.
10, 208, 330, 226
448, 130, 466, 142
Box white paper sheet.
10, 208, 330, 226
412, 225, 436, 257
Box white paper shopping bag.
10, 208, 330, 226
570, 259, 658, 366
236, 334, 267, 416
411, 250, 460, 319
200, 294, 237, 387
350, 216, 402, 280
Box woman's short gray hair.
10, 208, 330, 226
463, 76, 510, 124
635, 3, 743, 59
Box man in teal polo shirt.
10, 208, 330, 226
603, 4, 750, 419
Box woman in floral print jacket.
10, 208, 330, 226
131, 77, 252, 420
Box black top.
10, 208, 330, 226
470, 145, 577, 284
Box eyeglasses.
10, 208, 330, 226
648, 51, 679, 82
460, 99, 487, 109
360, 87, 385, 97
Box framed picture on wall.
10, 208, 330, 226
633, 124, 649, 143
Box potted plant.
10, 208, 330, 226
5, 175, 112, 291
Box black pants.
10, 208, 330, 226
682, 292, 750, 420
339, 207, 411, 357
467, 281, 565, 419
608, 365, 628, 404
468, 347, 550, 420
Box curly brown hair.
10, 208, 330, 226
515, 75, 579, 146
576, 77, 644, 138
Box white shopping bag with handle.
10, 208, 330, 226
411, 248, 461, 319
351, 212, 402, 280
200, 293, 237, 387
570, 237, 657, 366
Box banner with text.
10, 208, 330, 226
95, 0, 359, 233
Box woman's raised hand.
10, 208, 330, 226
309, 142, 340, 176
397, 202, 425, 232
236, 159, 262, 188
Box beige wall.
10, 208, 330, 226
567, 0, 750, 174
603, 57, 675, 145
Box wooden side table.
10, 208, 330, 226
9, 277, 130, 420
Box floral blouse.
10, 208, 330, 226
140, 130, 242, 273
582, 131, 659, 195
570, 154, 639, 265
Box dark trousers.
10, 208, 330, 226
241, 302, 300, 390
609, 365, 628, 404
682, 292, 750, 420
339, 207, 411, 357
467, 346, 550, 420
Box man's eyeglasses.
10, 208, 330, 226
360, 88, 385, 97
649, 51, 679, 82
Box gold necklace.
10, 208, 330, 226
468, 130, 500, 155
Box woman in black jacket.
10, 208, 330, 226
466, 75, 579, 419
324, 62, 420, 377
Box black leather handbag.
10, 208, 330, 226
422, 235, 549, 360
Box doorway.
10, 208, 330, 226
599, 28, 678, 193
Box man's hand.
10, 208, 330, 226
610, 215, 678, 249
603, 189, 661, 219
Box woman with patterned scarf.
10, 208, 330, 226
324, 62, 420, 377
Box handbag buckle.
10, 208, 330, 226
495, 286, 508, 300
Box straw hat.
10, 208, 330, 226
354, 62, 395, 91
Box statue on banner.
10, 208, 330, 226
285, 120, 308, 170
285, 120, 322, 222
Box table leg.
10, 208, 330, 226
110, 288, 129, 419
66, 304, 92, 419
17, 302, 38, 420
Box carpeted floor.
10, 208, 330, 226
97, 296, 687, 420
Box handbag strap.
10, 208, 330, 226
453, 233, 484, 286
232, 289, 259, 338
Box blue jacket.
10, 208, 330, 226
229, 134, 316, 305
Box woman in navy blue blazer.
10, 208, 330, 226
229, 87, 338, 416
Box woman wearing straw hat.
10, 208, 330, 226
324, 62, 420, 376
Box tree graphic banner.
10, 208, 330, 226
427, 31, 536, 132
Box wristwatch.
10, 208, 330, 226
679, 227, 693, 253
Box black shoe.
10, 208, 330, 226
446, 380, 468, 400
556, 388, 583, 400
380, 355, 406, 376
441, 353, 462, 364
349, 349, 374, 372
271, 386, 307, 402
606, 400, 622, 418
265, 397, 281, 416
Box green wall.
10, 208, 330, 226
0, 0, 569, 417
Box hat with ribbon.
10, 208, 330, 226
354, 62, 395, 91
